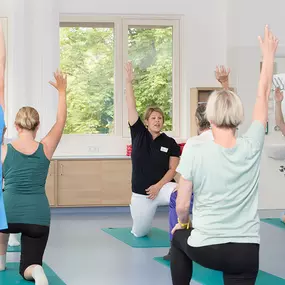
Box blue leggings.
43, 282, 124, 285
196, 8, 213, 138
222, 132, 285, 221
169, 191, 193, 240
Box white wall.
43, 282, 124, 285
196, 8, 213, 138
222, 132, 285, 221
0, 0, 60, 141
0, 0, 228, 155
227, 0, 285, 209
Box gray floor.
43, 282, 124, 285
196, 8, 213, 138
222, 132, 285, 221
6, 209, 285, 285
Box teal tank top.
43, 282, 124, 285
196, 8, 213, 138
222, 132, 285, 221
3, 143, 51, 226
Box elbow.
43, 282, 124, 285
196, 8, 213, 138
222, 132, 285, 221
176, 203, 189, 216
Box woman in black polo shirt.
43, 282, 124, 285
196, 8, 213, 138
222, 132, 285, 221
125, 62, 180, 237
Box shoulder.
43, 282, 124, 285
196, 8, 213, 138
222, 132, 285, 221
185, 131, 213, 147
160, 133, 178, 144
239, 120, 265, 153
130, 117, 145, 129
129, 117, 147, 139
161, 134, 180, 150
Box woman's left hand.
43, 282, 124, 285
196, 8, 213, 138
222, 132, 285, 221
171, 223, 183, 235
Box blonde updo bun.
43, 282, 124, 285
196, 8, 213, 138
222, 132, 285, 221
15, 107, 40, 131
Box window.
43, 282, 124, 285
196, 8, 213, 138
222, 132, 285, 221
60, 22, 115, 134
60, 16, 181, 141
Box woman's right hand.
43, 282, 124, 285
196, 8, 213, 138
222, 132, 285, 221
125, 61, 134, 84
275, 87, 283, 103
49, 69, 67, 94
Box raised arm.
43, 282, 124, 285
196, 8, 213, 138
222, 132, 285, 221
215, 65, 230, 90
41, 70, 67, 160
125, 62, 138, 126
253, 25, 278, 128
0, 23, 6, 111
274, 87, 285, 135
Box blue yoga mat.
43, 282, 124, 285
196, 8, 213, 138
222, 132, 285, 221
102, 227, 170, 248
0, 262, 66, 285
261, 218, 285, 230
154, 257, 285, 285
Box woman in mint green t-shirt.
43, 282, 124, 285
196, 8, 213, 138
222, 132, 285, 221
170, 26, 279, 285
0, 70, 67, 284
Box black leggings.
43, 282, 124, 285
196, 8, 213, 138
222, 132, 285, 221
171, 229, 259, 285
0, 223, 49, 279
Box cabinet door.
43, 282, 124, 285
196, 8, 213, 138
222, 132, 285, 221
57, 160, 102, 206
101, 160, 132, 205
45, 161, 56, 206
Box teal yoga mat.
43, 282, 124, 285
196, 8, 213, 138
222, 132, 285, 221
7, 245, 21, 252
0, 262, 66, 285
154, 257, 285, 285
261, 218, 285, 230
102, 227, 170, 248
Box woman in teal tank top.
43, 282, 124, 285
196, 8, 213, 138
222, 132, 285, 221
0, 70, 67, 284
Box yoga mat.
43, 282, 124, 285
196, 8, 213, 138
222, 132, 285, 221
7, 245, 21, 252
0, 262, 66, 285
102, 227, 170, 248
154, 257, 285, 285
261, 218, 285, 230
154, 257, 223, 284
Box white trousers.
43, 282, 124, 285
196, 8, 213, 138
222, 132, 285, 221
130, 182, 177, 237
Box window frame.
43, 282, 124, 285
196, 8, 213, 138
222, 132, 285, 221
121, 17, 181, 138
59, 15, 182, 147
60, 15, 123, 137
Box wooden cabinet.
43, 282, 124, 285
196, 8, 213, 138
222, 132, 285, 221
57, 160, 102, 206
47, 159, 132, 207
100, 160, 132, 205
190, 87, 234, 137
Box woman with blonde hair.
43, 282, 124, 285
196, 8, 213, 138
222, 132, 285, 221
0, 68, 67, 285
170, 25, 278, 285
125, 61, 181, 237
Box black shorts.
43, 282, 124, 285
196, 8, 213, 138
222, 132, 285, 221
0, 223, 50, 278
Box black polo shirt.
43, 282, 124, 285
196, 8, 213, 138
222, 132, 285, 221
130, 118, 180, 195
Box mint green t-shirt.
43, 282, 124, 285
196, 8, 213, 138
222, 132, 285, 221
177, 120, 265, 247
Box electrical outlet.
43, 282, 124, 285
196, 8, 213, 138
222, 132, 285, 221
88, 146, 99, 153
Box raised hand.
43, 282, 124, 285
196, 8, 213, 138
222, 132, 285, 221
215, 65, 230, 83
125, 61, 134, 84
258, 25, 279, 58
275, 87, 283, 103
49, 69, 67, 94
